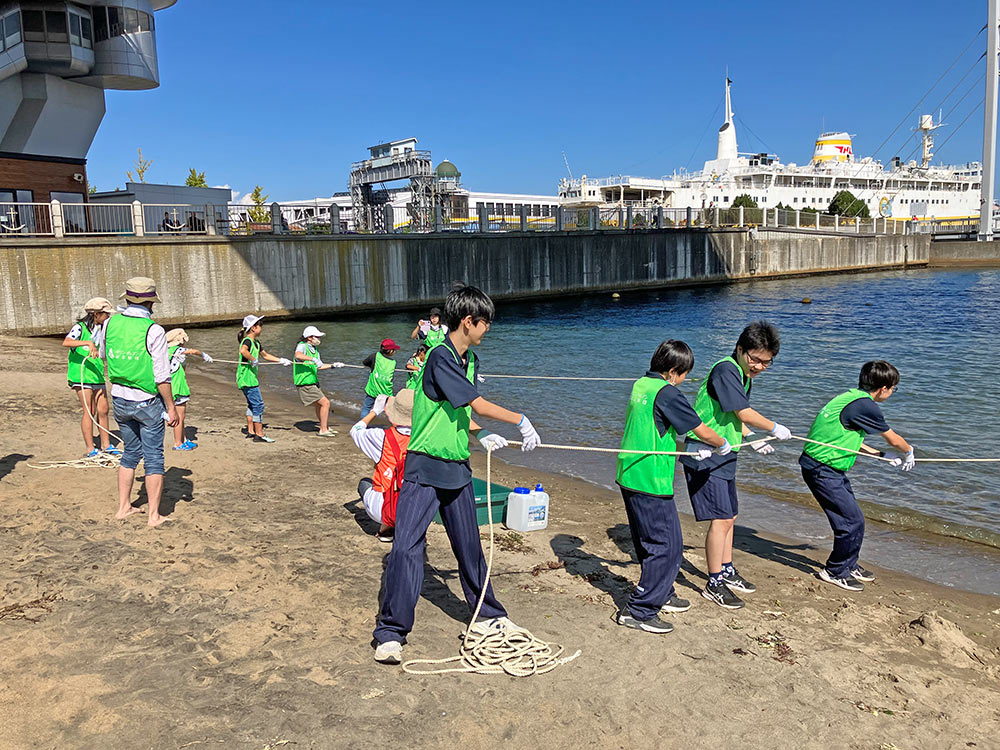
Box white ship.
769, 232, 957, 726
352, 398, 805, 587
559, 79, 982, 221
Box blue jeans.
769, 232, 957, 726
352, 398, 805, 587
242, 386, 264, 422
112, 395, 166, 475
360, 393, 376, 418
621, 488, 684, 620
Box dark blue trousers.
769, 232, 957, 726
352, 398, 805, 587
621, 487, 683, 621
801, 462, 865, 578
373, 479, 506, 644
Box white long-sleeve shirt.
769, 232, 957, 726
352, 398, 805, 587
95, 304, 170, 402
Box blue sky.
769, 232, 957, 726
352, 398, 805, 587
88, 0, 992, 201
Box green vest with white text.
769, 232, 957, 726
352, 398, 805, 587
105, 315, 157, 395
293, 343, 319, 386
365, 351, 395, 397
169, 345, 190, 398
67, 322, 105, 385
407, 347, 476, 461
688, 356, 749, 450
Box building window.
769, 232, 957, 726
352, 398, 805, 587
93, 6, 108, 41
22, 9, 43, 42
2, 10, 21, 49
107, 7, 122, 37
793, 197, 798, 203
45, 10, 67, 42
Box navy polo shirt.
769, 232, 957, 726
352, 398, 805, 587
680, 359, 752, 479
799, 396, 890, 472
403, 337, 481, 490
647, 373, 702, 439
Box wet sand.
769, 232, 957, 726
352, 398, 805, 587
1, 334, 998, 749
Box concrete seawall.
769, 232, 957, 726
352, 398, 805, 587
928, 239, 1000, 266
0, 228, 928, 336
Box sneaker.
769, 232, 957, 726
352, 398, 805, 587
818, 567, 864, 591
373, 640, 403, 664
317, 430, 337, 437
721, 567, 757, 594
851, 565, 875, 582
253, 435, 276, 443
376, 527, 394, 543
617, 611, 674, 634
702, 579, 745, 610
103, 446, 122, 456
660, 595, 692, 613
86, 448, 100, 458
467, 616, 529, 637
172, 443, 195, 451
182, 440, 198, 449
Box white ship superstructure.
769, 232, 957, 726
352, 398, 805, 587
559, 79, 982, 221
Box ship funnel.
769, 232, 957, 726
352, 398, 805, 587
812, 132, 853, 164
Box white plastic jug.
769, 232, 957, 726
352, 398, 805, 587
505, 484, 549, 532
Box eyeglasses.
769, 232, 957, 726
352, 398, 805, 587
743, 351, 774, 368
473, 318, 492, 330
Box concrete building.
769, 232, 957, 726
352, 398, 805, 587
0, 1, 177, 207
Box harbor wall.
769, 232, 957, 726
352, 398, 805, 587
928, 239, 1000, 265
0, 229, 928, 336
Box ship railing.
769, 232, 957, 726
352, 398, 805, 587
0, 202, 54, 236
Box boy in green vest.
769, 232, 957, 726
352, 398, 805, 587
294, 325, 345, 437
679, 321, 792, 610
361, 338, 400, 417
165, 328, 213, 450
237, 315, 292, 443
616, 339, 730, 634
372, 285, 541, 665
799, 360, 914, 591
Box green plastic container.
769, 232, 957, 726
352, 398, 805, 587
431, 477, 512, 527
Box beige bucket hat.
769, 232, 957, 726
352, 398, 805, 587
385, 388, 414, 427
166, 328, 189, 347
120, 276, 161, 304
83, 297, 114, 314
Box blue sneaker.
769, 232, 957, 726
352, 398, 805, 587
103, 446, 122, 456
182, 440, 198, 449
86, 448, 101, 458
172, 443, 195, 451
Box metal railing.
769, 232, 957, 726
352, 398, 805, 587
0, 199, 917, 240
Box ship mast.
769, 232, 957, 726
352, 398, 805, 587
980, 0, 999, 240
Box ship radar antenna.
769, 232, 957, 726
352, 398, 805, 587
917, 112, 944, 168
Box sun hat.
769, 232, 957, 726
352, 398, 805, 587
302, 325, 325, 338
83, 297, 114, 314
385, 388, 413, 427
242, 314, 264, 330
166, 328, 189, 347
381, 338, 400, 351
119, 277, 161, 304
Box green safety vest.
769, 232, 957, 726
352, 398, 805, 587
425, 327, 446, 349
365, 351, 396, 397
616, 376, 680, 497
168, 345, 190, 398
405, 357, 425, 389
803, 389, 874, 472
408, 346, 476, 462
105, 315, 157, 395
237, 337, 261, 388
67, 322, 105, 385
293, 343, 319, 386
688, 356, 750, 450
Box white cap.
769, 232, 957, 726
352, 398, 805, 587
242, 314, 263, 330
302, 325, 325, 338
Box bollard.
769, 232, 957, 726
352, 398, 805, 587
626, 205, 633, 230
855, 216, 860, 233
270, 202, 283, 234
330, 204, 340, 234
617, 206, 623, 229
738, 205, 744, 227
686, 206, 693, 227
795, 210, 800, 228
478, 204, 488, 233
50, 200, 64, 238
519, 204, 527, 232
132, 200, 144, 237
591, 207, 599, 230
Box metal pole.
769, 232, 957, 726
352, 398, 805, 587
981, 0, 999, 240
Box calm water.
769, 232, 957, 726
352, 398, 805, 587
188, 267, 1000, 572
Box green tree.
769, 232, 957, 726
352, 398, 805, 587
247, 185, 270, 223
731, 194, 758, 209
828, 190, 870, 218
88, 184, 97, 194
126, 147, 152, 183
185, 168, 207, 187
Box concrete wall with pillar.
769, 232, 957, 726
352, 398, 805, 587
0, 228, 928, 336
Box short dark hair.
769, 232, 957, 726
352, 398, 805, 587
649, 339, 694, 376
735, 320, 780, 357
859, 360, 899, 391
416, 344, 428, 355
443, 285, 494, 330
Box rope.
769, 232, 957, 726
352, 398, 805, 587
323, 363, 634, 381
401, 446, 582, 676
788, 433, 898, 464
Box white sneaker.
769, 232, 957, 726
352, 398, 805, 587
373, 640, 403, 664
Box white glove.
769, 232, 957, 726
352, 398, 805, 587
695, 447, 713, 461
201, 353, 213, 363
278, 357, 292, 367
901, 448, 915, 472
769, 422, 792, 441
332, 361, 345, 368
517, 414, 541, 452
715, 438, 732, 456
479, 433, 508, 451
887, 456, 902, 467
751, 438, 775, 455
477, 374, 486, 383
251, 358, 259, 367
372, 394, 389, 416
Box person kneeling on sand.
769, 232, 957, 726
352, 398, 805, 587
350, 389, 414, 542
95, 277, 177, 527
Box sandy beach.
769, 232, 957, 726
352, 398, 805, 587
1, 333, 998, 750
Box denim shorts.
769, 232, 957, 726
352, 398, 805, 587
242, 386, 264, 421
112, 395, 166, 475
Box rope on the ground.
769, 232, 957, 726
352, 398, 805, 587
401, 446, 582, 676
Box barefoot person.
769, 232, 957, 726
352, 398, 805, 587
62, 297, 118, 457
372, 285, 541, 665
96, 277, 178, 527
678, 321, 792, 609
